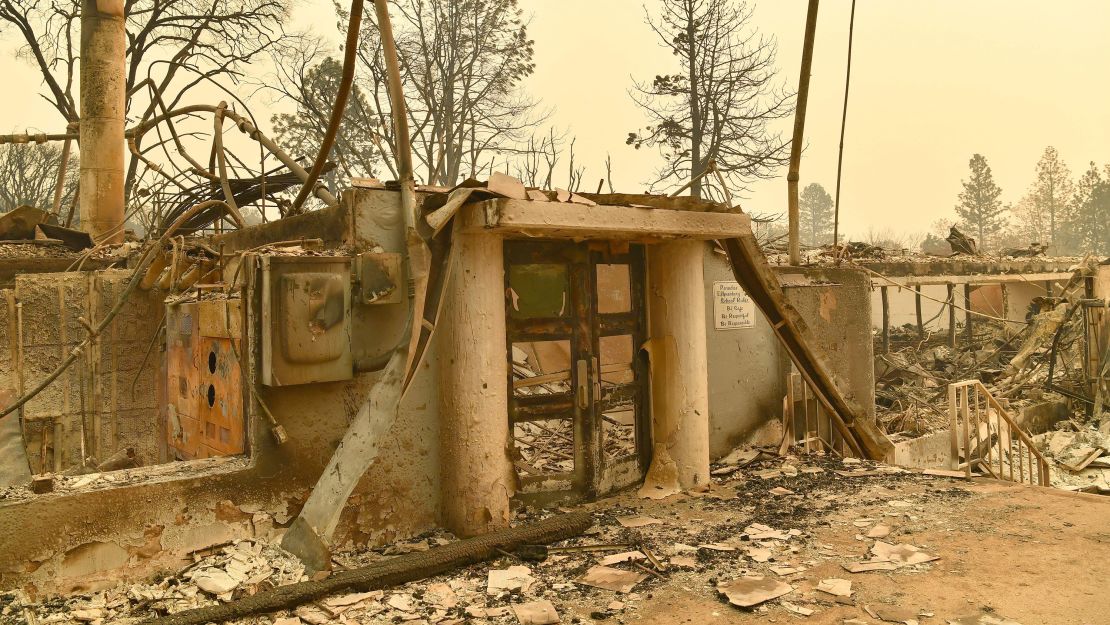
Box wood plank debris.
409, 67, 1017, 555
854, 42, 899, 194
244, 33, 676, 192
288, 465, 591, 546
946, 615, 1024, 625
597, 551, 645, 566
843, 560, 900, 573
716, 576, 793, 608
615, 515, 662, 528
511, 599, 560, 625
575, 566, 647, 593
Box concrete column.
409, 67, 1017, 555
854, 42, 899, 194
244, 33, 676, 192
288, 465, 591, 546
439, 231, 514, 537
646, 240, 710, 489
79, 0, 126, 243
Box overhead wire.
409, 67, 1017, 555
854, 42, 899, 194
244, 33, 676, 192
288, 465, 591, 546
832, 0, 857, 261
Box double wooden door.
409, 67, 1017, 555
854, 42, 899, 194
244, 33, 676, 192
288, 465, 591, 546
504, 240, 650, 504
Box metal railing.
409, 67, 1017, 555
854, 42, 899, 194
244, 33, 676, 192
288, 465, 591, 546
948, 380, 1049, 486
782, 371, 855, 457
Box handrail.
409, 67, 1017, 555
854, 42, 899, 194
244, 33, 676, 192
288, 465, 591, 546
948, 380, 1050, 486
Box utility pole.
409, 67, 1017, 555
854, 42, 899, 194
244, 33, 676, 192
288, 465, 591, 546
79, 0, 126, 243
787, 0, 819, 266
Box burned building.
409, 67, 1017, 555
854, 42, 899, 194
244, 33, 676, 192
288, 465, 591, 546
0, 1, 1108, 623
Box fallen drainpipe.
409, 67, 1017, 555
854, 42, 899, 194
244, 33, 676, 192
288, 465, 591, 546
137, 511, 592, 625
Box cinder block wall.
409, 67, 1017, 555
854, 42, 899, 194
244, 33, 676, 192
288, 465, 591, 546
0, 271, 163, 475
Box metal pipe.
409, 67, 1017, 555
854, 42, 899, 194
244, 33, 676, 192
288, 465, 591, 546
131, 104, 339, 207
290, 0, 364, 211
787, 0, 820, 266
79, 0, 126, 243
0, 132, 77, 144
51, 138, 73, 215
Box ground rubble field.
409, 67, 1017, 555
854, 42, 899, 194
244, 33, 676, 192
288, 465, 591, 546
3, 452, 1108, 625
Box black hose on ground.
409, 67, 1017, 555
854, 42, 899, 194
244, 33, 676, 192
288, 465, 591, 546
137, 511, 593, 625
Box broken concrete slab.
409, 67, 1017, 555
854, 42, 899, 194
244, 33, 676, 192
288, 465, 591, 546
870, 541, 940, 566
487, 565, 536, 595
191, 569, 240, 595
817, 578, 853, 597
866, 524, 892, 539
488, 172, 528, 200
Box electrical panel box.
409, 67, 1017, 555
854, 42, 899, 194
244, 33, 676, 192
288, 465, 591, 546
165, 298, 245, 460
260, 255, 354, 386
356, 252, 404, 305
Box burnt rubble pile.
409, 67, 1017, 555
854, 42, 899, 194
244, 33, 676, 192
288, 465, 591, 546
875, 295, 1100, 440
1, 450, 1026, 625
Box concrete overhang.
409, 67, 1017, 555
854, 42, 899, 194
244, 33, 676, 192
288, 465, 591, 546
459, 198, 751, 241
858, 258, 1078, 287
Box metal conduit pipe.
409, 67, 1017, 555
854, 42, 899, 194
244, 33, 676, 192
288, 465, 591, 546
289, 0, 365, 211
130, 105, 340, 208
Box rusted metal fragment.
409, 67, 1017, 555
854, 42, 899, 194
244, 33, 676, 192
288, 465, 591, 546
34, 224, 93, 250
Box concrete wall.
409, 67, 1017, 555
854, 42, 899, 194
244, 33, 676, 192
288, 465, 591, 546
869, 278, 1069, 332
703, 254, 876, 458
779, 266, 877, 422
0, 191, 883, 593
703, 251, 786, 458
0, 271, 163, 476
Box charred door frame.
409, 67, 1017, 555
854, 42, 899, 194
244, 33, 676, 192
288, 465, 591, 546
504, 240, 650, 505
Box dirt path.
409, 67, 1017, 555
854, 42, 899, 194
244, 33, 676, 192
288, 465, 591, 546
565, 470, 1110, 625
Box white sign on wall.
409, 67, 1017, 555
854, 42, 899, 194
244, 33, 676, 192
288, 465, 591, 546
713, 281, 755, 329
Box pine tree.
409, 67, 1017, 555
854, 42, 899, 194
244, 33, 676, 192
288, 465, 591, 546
1069, 162, 1110, 254
1029, 147, 1075, 253
799, 182, 834, 246
955, 154, 1006, 250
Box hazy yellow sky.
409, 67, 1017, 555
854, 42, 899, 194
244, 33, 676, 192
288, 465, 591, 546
2, 0, 1108, 238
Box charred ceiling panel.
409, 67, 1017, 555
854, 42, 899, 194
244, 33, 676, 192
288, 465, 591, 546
260, 256, 353, 386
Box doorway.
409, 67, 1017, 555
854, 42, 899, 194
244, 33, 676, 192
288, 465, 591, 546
504, 240, 650, 505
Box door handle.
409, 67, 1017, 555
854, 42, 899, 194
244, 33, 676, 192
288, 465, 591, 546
576, 359, 589, 409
